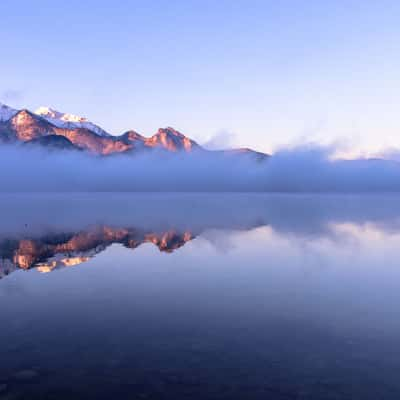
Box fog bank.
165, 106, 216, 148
1, 144, 400, 192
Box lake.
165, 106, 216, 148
1, 193, 400, 399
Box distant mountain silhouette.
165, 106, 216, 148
0, 103, 269, 159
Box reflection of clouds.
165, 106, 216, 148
1, 194, 400, 279
3, 193, 400, 239
200, 226, 274, 254
200, 229, 238, 253
3, 193, 400, 243
272, 221, 398, 253
259, 219, 400, 277
1, 217, 400, 281
333, 222, 386, 241
317, 221, 400, 248
329, 222, 400, 261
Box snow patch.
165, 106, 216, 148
35, 106, 111, 137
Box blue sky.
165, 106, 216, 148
1, 0, 399, 155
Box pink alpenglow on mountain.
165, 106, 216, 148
0, 103, 269, 159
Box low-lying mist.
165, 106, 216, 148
1, 144, 400, 192
1, 192, 400, 241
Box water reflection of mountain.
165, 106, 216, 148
2, 193, 400, 279
0, 226, 195, 279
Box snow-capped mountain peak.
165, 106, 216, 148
0, 102, 18, 122
34, 106, 111, 137
35, 106, 89, 123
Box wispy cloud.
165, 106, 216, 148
202, 130, 237, 150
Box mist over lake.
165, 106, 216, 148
2, 144, 400, 192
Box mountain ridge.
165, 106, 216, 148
0, 103, 269, 159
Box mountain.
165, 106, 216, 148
35, 106, 111, 137
0, 103, 269, 158
145, 127, 199, 151
0, 109, 133, 154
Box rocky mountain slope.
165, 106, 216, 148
0, 103, 269, 159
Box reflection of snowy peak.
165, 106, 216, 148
0, 103, 18, 122
0, 226, 195, 279
35, 247, 105, 273
35, 106, 111, 137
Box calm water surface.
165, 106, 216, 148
0, 194, 400, 399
